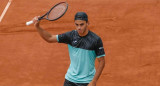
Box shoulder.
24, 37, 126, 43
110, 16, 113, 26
69, 30, 76, 33
88, 31, 101, 41
59, 30, 76, 36
64, 30, 75, 34
66, 30, 77, 35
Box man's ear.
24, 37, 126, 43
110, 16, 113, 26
87, 21, 89, 25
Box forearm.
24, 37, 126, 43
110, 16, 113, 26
92, 58, 105, 83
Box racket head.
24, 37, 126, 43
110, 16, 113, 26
46, 2, 68, 21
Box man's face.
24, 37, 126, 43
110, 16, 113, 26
75, 20, 88, 35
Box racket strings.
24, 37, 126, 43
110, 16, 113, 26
48, 3, 67, 20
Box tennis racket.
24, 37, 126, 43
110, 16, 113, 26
26, 2, 68, 26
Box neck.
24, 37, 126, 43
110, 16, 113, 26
79, 29, 89, 37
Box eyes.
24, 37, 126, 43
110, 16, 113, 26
75, 23, 84, 27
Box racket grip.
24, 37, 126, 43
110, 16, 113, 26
26, 20, 34, 26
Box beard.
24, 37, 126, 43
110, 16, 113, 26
77, 27, 88, 36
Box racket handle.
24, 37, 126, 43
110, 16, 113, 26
26, 20, 33, 26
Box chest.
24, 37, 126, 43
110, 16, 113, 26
70, 36, 96, 50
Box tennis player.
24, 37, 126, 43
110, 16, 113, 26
32, 12, 105, 86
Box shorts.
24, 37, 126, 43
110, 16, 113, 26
63, 79, 89, 86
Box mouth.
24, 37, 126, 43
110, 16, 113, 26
77, 29, 82, 33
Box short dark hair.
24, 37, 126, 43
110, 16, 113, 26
74, 12, 88, 22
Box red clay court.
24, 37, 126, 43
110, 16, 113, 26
0, 0, 160, 86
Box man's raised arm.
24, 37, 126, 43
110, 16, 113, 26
33, 16, 58, 43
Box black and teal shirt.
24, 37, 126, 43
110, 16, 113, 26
56, 30, 105, 83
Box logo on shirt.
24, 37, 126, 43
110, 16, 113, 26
99, 47, 104, 50
72, 40, 78, 45
73, 40, 77, 43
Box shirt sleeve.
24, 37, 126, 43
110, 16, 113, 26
95, 38, 105, 58
57, 31, 72, 44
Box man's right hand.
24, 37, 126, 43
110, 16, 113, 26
32, 16, 40, 27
